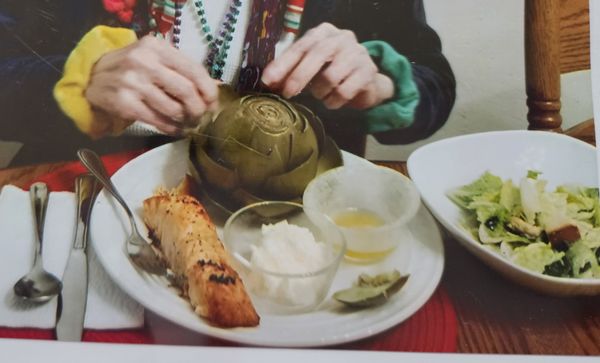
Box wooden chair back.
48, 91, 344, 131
525, 0, 594, 143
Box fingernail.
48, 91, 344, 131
284, 81, 299, 98
324, 100, 341, 110
261, 72, 273, 86
208, 101, 218, 112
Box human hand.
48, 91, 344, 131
261, 23, 394, 110
85, 36, 219, 135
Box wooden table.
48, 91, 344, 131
1, 160, 600, 355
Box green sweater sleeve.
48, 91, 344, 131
361, 40, 420, 134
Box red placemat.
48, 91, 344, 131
1, 149, 457, 351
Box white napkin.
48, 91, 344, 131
0, 185, 143, 329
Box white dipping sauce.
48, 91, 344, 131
248, 220, 332, 307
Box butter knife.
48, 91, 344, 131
55, 174, 100, 341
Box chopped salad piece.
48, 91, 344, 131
448, 171, 600, 278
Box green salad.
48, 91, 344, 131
448, 171, 600, 278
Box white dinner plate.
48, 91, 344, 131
89, 139, 444, 347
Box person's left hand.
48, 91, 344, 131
261, 23, 394, 110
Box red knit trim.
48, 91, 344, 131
287, 0, 306, 7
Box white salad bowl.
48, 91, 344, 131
407, 130, 600, 296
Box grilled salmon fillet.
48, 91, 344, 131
142, 177, 259, 328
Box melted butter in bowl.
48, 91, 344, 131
332, 208, 397, 261
333, 208, 386, 228
304, 164, 421, 264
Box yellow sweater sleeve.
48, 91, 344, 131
54, 25, 137, 138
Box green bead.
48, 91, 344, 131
192, 0, 242, 74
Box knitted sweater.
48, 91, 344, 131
0, 0, 455, 160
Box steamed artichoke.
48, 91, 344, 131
188, 89, 342, 213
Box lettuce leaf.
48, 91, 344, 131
510, 242, 564, 274
447, 172, 503, 210
500, 179, 520, 213
557, 186, 600, 225
448, 171, 600, 279
566, 240, 600, 278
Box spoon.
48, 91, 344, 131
77, 149, 167, 275
13, 182, 63, 303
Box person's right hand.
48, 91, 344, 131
85, 35, 219, 135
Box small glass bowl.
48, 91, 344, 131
223, 201, 346, 315
303, 163, 421, 263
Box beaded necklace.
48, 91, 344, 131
149, 0, 243, 81
192, 0, 243, 80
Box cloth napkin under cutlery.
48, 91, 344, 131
0, 185, 143, 330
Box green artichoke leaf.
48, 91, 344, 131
193, 142, 239, 190
294, 102, 325, 151
205, 95, 319, 190
183, 84, 241, 143
237, 95, 317, 169
211, 98, 286, 152
263, 149, 319, 199
218, 136, 287, 190
191, 92, 341, 211
285, 126, 318, 171
208, 95, 298, 150
316, 137, 343, 175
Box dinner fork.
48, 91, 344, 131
77, 149, 167, 276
